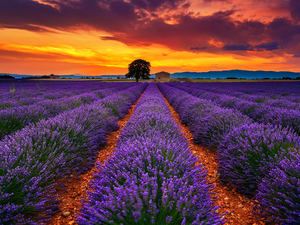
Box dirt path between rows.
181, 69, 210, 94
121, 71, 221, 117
47, 92, 145, 225
161, 93, 264, 225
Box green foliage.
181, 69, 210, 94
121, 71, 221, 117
126, 59, 151, 82
10, 84, 15, 92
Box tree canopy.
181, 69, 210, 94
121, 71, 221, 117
0, 75, 15, 79
126, 59, 151, 82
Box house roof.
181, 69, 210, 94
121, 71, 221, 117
155, 71, 170, 75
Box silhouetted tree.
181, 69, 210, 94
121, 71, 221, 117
0, 75, 15, 79
126, 59, 151, 82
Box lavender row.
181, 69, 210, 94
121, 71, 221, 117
158, 83, 253, 150
0, 83, 147, 225
0, 82, 120, 110
168, 82, 300, 109
0, 83, 136, 140
78, 83, 224, 225
0, 80, 108, 95
187, 82, 300, 100
175, 82, 300, 110
1, 90, 80, 110
158, 83, 300, 224
167, 83, 300, 136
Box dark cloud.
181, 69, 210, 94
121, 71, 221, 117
255, 42, 280, 51
131, 0, 148, 9
190, 46, 208, 50
0, 0, 189, 33
137, 0, 187, 10
100, 36, 119, 41
110, 10, 256, 49
109, 1, 135, 17
0, 0, 60, 31
0, 0, 300, 57
109, 8, 299, 56
129, 0, 188, 11
203, 0, 232, 3
182, 3, 191, 8
268, 18, 300, 44
223, 42, 280, 51
294, 54, 300, 57
0, 0, 138, 33
223, 44, 252, 51
290, 0, 300, 22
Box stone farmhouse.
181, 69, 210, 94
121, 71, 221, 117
50, 74, 60, 79
155, 71, 170, 82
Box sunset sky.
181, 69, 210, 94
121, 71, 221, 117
0, 0, 300, 75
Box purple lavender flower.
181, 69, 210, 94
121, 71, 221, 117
217, 123, 300, 197
255, 152, 300, 224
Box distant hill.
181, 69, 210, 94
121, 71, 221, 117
0, 73, 155, 79
171, 70, 300, 79
0, 73, 32, 79
0, 73, 127, 79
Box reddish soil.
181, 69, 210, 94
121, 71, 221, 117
47, 93, 144, 225
161, 94, 264, 225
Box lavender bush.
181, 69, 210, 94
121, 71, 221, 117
157, 83, 216, 132
0, 84, 135, 140
192, 108, 252, 149
101, 90, 140, 119
160, 82, 300, 222
217, 123, 300, 197
0, 81, 118, 109
250, 106, 300, 135
166, 82, 300, 136
158, 83, 251, 149
171, 82, 300, 102
255, 152, 300, 224
0, 83, 147, 224
78, 83, 224, 225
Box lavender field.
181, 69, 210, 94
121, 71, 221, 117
1, 80, 300, 225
